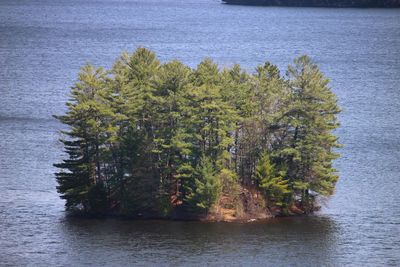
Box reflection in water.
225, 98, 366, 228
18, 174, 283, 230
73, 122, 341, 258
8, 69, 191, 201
59, 216, 339, 266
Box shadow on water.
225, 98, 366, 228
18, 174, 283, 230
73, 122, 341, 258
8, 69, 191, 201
59, 215, 340, 265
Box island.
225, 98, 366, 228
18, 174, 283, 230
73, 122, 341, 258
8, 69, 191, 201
222, 0, 400, 8
55, 48, 341, 222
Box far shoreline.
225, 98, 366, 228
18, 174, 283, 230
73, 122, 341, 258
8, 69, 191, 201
221, 0, 400, 8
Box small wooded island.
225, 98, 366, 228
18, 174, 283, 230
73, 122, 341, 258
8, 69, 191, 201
55, 48, 340, 222
222, 0, 400, 7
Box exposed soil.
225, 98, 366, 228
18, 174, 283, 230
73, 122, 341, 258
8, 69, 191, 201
205, 187, 272, 222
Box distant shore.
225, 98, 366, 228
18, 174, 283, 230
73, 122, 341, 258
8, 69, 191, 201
222, 0, 400, 8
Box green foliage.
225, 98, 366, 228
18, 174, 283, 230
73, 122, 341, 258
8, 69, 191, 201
54, 65, 113, 212
219, 168, 239, 194
255, 153, 290, 207
184, 157, 222, 212
283, 55, 341, 200
55, 49, 340, 217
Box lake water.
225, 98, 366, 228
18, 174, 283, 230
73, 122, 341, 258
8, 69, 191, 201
1, 0, 399, 266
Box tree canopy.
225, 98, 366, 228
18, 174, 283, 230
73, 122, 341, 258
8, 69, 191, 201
55, 48, 340, 219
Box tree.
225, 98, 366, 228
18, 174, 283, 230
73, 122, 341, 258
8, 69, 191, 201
187, 59, 238, 166
184, 157, 222, 213
255, 152, 290, 208
54, 65, 112, 212
280, 55, 341, 208
152, 60, 192, 215
55, 49, 341, 218
111, 48, 162, 215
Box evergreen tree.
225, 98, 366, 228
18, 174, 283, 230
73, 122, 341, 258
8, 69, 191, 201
54, 65, 112, 212
282, 55, 341, 208
184, 157, 222, 212
152, 60, 192, 215
55, 49, 341, 217
188, 59, 237, 165
112, 48, 162, 215
255, 152, 290, 208
220, 65, 254, 177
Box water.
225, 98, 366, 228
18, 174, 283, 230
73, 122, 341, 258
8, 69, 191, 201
1, 0, 399, 265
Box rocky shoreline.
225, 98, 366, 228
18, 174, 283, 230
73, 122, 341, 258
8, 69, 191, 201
67, 187, 319, 223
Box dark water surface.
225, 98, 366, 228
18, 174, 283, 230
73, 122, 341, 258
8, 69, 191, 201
1, 0, 399, 266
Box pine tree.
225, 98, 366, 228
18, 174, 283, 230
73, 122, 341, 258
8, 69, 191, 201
111, 48, 162, 215
220, 65, 253, 178
187, 59, 237, 166
54, 65, 112, 212
184, 157, 221, 212
282, 55, 341, 208
55, 49, 341, 217
152, 60, 192, 215
255, 152, 290, 208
